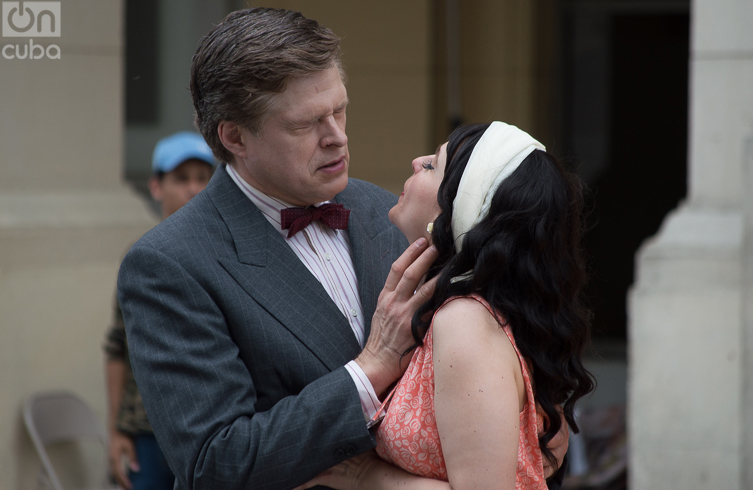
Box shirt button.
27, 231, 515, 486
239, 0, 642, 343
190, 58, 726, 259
350, 308, 357, 317
325, 253, 332, 261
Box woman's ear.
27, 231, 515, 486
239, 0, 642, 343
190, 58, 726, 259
217, 121, 248, 161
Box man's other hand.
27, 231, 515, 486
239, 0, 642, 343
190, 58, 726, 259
539, 405, 570, 479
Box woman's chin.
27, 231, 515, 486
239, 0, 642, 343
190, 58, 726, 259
388, 205, 397, 225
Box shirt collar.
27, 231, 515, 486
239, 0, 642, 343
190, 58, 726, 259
225, 164, 333, 237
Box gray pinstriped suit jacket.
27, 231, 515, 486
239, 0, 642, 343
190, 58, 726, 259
118, 167, 408, 489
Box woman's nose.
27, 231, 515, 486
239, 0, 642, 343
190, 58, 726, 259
411, 156, 425, 173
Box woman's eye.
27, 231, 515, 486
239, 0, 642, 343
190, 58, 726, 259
422, 159, 435, 170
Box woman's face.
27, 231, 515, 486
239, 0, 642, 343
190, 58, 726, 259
389, 143, 448, 244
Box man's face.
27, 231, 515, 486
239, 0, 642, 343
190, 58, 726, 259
233, 66, 349, 206
149, 159, 214, 218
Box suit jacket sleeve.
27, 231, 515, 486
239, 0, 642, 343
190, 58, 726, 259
119, 244, 372, 490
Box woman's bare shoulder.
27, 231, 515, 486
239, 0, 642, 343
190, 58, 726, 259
433, 296, 526, 411
433, 296, 500, 334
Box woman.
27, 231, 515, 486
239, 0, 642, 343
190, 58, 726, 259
305, 122, 594, 489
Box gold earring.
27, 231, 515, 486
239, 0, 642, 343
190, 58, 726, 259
426, 222, 434, 233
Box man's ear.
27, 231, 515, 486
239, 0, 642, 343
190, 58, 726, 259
217, 121, 249, 160
148, 175, 163, 202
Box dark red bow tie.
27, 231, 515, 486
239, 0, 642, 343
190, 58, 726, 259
280, 203, 350, 238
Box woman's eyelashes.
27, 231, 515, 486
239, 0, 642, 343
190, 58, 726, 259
422, 158, 435, 170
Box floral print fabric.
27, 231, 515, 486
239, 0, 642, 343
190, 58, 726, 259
375, 295, 548, 489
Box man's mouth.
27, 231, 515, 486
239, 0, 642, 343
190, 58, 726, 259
318, 158, 346, 173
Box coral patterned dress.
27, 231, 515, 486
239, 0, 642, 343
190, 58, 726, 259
374, 295, 547, 489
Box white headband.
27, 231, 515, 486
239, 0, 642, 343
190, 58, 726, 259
451, 121, 545, 252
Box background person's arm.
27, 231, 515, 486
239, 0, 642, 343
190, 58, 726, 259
104, 312, 139, 490
105, 359, 138, 489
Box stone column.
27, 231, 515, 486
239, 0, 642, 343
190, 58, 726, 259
0, 1, 156, 488
628, 0, 752, 488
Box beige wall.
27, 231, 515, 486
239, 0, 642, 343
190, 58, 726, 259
248, 1, 434, 195
431, 0, 552, 148
0, 1, 158, 488
246, 0, 549, 194
460, 1, 538, 131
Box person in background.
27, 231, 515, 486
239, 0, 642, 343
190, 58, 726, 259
104, 132, 216, 490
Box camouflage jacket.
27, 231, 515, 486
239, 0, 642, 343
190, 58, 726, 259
103, 300, 153, 435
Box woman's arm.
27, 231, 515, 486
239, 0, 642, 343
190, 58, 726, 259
432, 298, 526, 490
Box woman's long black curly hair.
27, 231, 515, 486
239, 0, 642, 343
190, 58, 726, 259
411, 123, 595, 466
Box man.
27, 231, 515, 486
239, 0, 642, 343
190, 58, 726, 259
118, 8, 438, 490
118, 8, 566, 490
105, 132, 215, 489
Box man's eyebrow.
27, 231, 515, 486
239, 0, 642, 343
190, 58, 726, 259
322, 97, 350, 118
336, 97, 350, 111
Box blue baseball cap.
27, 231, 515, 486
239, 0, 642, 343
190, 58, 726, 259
152, 131, 217, 174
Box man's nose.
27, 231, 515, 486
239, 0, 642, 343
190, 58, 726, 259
320, 116, 347, 147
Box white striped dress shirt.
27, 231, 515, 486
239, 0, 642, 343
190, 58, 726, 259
226, 165, 381, 423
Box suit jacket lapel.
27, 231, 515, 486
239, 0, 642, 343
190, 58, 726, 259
208, 169, 362, 370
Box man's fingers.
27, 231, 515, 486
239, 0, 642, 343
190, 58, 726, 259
392, 245, 438, 298
534, 403, 569, 478
412, 274, 438, 306
543, 411, 570, 479
548, 416, 569, 449
383, 238, 429, 292
550, 413, 570, 457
